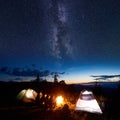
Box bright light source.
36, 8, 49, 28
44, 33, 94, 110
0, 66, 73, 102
56, 96, 64, 106
26, 89, 34, 98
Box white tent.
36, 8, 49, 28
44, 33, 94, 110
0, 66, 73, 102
75, 90, 102, 114
17, 88, 38, 103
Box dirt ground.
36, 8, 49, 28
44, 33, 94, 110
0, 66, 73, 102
0, 105, 119, 120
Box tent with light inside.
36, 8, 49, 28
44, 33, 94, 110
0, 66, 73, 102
75, 90, 102, 114
17, 88, 38, 103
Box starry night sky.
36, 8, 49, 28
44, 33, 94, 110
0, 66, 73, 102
0, 0, 120, 83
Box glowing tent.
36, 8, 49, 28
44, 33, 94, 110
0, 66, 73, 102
17, 88, 37, 103
75, 90, 102, 114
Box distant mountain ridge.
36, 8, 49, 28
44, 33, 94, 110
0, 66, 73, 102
72, 81, 120, 91
82, 81, 119, 88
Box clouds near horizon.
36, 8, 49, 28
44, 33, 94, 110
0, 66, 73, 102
91, 75, 120, 81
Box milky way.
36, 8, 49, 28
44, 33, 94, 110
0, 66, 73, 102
45, 0, 74, 60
